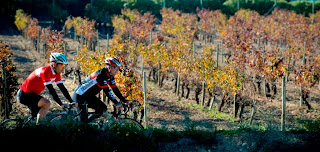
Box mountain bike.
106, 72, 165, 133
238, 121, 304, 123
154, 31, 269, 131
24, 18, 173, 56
1, 101, 144, 131
80, 102, 144, 130
71, 67, 144, 130
0, 102, 77, 130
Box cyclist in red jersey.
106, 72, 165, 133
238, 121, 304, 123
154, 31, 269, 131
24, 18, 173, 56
16, 53, 76, 124
72, 57, 128, 122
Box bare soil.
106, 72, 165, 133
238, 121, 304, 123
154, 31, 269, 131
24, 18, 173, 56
1, 35, 320, 151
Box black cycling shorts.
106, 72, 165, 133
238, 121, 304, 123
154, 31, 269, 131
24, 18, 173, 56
72, 93, 108, 113
17, 89, 43, 117
72, 93, 108, 122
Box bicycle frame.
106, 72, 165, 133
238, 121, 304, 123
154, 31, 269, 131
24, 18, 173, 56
80, 102, 144, 130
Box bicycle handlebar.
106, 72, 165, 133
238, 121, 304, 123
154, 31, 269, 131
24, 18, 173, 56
114, 102, 131, 116
122, 103, 130, 115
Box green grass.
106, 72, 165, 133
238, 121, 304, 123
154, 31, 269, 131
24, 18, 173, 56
182, 99, 235, 121
292, 118, 320, 132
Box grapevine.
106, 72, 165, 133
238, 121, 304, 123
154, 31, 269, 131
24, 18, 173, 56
0, 41, 18, 118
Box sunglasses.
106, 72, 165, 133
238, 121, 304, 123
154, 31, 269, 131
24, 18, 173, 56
60, 64, 65, 67
112, 66, 123, 72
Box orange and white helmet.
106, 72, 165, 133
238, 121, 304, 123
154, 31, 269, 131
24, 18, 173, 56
105, 57, 121, 67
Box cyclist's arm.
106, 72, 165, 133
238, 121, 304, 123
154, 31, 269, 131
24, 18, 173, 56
103, 87, 119, 104
111, 86, 127, 103
45, 84, 63, 106
57, 83, 73, 103
107, 76, 127, 103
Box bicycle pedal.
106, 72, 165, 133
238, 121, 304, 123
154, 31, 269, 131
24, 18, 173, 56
97, 119, 104, 126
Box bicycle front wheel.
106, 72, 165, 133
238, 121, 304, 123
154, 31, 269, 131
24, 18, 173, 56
122, 118, 144, 130
106, 118, 144, 130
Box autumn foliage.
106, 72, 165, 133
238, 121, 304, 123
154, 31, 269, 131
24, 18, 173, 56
0, 41, 18, 118
14, 7, 320, 111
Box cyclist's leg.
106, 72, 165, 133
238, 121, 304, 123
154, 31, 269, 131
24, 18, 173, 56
86, 96, 108, 122
72, 92, 87, 122
19, 91, 44, 122
36, 98, 51, 123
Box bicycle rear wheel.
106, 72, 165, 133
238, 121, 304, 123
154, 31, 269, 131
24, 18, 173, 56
0, 118, 28, 130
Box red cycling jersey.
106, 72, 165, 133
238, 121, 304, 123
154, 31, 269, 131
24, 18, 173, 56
21, 65, 62, 95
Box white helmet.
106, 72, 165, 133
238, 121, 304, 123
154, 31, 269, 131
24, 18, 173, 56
50, 52, 68, 64
105, 57, 121, 67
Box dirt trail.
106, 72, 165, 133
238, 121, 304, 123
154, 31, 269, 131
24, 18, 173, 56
146, 82, 240, 131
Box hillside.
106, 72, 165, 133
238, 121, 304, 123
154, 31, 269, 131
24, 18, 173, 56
3, 34, 320, 131
1, 34, 320, 151
1, 34, 239, 131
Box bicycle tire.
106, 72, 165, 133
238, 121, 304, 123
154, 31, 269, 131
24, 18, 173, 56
0, 119, 25, 130
122, 118, 144, 130
105, 118, 144, 130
